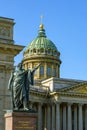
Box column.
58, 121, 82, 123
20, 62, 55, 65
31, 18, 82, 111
38, 103, 42, 130
68, 103, 72, 130
56, 102, 61, 130
38, 63, 40, 79
44, 62, 47, 78
85, 105, 87, 130
47, 104, 51, 130
57, 64, 59, 77
74, 105, 77, 130
78, 103, 83, 130
63, 104, 66, 130
52, 104, 55, 130
25, 63, 27, 70
51, 64, 54, 77
44, 106, 47, 130
31, 62, 33, 69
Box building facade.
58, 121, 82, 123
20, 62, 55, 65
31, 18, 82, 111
0, 17, 87, 130
0, 17, 24, 130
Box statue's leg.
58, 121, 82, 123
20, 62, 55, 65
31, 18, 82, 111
23, 96, 29, 110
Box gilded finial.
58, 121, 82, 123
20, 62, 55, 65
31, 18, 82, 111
40, 15, 44, 29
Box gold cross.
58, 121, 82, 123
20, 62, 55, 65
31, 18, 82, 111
40, 15, 43, 24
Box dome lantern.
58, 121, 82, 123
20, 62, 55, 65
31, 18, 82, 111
38, 24, 46, 38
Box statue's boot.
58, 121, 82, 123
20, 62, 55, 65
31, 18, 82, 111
23, 102, 29, 110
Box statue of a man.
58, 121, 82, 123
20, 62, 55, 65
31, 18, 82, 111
8, 62, 41, 110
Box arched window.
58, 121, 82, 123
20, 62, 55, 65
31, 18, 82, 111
33, 49, 36, 53
47, 67, 51, 76
48, 49, 50, 54
40, 66, 44, 75
40, 48, 44, 53
53, 68, 56, 76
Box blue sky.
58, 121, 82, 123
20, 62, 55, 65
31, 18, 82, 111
0, 0, 87, 80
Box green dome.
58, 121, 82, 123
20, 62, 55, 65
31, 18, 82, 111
27, 37, 58, 51
25, 24, 58, 52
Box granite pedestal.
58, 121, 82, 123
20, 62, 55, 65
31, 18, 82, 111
4, 111, 37, 130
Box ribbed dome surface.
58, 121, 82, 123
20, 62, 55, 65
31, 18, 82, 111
25, 24, 58, 52
26, 37, 58, 51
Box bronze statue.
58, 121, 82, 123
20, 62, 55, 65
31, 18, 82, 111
8, 62, 41, 111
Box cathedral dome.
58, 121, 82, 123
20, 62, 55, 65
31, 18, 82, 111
23, 23, 61, 80
24, 24, 59, 57
26, 36, 58, 51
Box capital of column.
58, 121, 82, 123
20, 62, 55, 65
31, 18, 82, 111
73, 103, 78, 107
78, 103, 84, 107
67, 102, 73, 106
62, 103, 67, 107
56, 101, 61, 105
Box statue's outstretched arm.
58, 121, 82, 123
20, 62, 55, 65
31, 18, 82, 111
31, 63, 41, 73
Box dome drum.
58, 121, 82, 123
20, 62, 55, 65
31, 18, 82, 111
24, 48, 60, 60
23, 60, 60, 79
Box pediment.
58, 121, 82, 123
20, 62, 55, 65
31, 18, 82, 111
60, 82, 87, 94
69, 86, 87, 94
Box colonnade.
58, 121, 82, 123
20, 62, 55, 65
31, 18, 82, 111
37, 102, 87, 130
